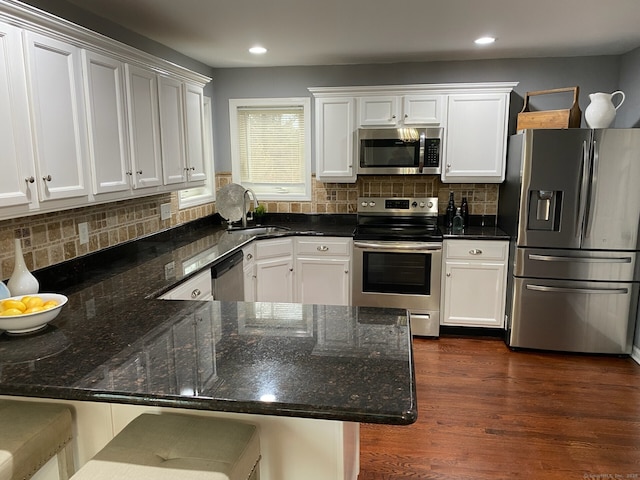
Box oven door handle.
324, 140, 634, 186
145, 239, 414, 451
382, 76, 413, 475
354, 241, 442, 251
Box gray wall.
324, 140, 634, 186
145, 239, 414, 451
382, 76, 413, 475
618, 46, 640, 128
211, 56, 622, 172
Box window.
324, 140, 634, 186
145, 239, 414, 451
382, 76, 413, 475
179, 96, 215, 209
229, 98, 311, 201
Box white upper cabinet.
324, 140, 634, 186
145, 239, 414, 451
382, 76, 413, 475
358, 94, 444, 126
314, 96, 357, 182
82, 50, 130, 195
24, 31, 89, 202
183, 82, 207, 184
158, 75, 187, 186
0, 21, 35, 210
124, 64, 163, 189
442, 93, 509, 183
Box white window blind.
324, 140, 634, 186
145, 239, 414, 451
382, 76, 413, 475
230, 98, 311, 200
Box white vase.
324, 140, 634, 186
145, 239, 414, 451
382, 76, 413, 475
7, 238, 39, 296
584, 91, 625, 128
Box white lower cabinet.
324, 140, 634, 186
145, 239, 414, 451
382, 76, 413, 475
295, 237, 351, 306
242, 243, 256, 302
251, 236, 352, 306
441, 239, 508, 328
255, 237, 295, 303
158, 268, 212, 301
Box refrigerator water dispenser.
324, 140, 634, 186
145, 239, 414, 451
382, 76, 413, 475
528, 190, 562, 231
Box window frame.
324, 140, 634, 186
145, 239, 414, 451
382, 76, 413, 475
229, 97, 311, 201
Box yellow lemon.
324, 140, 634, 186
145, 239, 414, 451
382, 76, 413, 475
0, 308, 24, 316
1, 299, 27, 313
24, 306, 46, 314
20, 296, 33, 304
43, 301, 59, 309
25, 297, 44, 309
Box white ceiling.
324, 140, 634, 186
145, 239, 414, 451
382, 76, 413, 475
63, 0, 640, 68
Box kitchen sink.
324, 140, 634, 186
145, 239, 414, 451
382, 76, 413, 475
227, 225, 291, 235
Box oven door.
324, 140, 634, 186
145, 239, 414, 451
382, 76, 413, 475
352, 241, 442, 335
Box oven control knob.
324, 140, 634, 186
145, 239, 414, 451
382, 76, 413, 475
412, 201, 417, 207
419, 201, 426, 208
368, 201, 376, 207
427, 201, 433, 208
361, 201, 368, 207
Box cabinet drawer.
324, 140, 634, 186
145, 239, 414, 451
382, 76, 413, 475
296, 237, 352, 256
160, 269, 212, 300
445, 240, 507, 261
255, 237, 294, 259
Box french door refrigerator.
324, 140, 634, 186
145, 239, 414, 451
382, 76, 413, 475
498, 128, 640, 354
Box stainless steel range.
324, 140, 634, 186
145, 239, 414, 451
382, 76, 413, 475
352, 197, 442, 337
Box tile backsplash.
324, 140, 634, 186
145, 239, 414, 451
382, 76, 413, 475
0, 173, 498, 280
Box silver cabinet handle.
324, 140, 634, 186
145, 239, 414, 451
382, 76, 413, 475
526, 284, 628, 295
317, 245, 329, 252
469, 249, 483, 255
43, 175, 52, 182
191, 288, 201, 298
528, 254, 632, 263
25, 176, 35, 184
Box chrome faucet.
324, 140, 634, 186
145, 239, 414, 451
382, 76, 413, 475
242, 188, 259, 228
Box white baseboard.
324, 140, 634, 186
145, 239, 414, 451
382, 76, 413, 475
632, 345, 640, 365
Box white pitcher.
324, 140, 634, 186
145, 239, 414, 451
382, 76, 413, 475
584, 91, 625, 128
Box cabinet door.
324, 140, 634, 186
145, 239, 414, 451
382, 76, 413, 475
358, 96, 398, 126
403, 95, 443, 125
296, 257, 350, 306
442, 261, 506, 327
24, 31, 89, 201
82, 50, 130, 195
255, 256, 294, 303
243, 245, 256, 302
443, 93, 508, 183
124, 64, 163, 189
158, 75, 186, 185
315, 97, 356, 182
183, 82, 207, 184
0, 22, 35, 208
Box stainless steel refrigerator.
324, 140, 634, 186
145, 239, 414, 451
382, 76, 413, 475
498, 129, 640, 354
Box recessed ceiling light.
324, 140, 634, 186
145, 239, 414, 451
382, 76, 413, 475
249, 46, 267, 55
475, 36, 496, 45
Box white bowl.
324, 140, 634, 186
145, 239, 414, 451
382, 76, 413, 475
0, 294, 68, 334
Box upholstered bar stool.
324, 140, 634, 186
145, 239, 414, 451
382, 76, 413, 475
70, 413, 260, 480
0, 399, 75, 480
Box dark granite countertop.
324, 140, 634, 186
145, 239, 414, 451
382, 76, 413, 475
442, 225, 510, 240
0, 213, 417, 425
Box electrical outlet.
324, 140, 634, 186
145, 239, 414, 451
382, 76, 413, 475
164, 261, 175, 280
161, 203, 172, 221
78, 222, 89, 245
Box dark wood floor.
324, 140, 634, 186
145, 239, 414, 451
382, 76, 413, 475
359, 336, 640, 480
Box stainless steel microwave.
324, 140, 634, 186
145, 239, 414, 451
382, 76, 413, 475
357, 127, 443, 175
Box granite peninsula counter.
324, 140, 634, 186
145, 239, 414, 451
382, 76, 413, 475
0, 214, 414, 480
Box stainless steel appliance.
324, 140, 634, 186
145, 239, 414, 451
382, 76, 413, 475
357, 128, 443, 175
499, 128, 640, 354
211, 250, 245, 301
352, 197, 442, 336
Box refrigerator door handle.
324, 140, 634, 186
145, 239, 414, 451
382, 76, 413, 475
526, 284, 629, 295
584, 139, 599, 239
528, 253, 633, 264
576, 140, 590, 239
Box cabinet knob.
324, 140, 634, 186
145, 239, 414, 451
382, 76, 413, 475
25, 176, 35, 184
344, 270, 349, 274
43, 174, 52, 182
317, 245, 329, 252
404, 113, 408, 118
136, 170, 143, 175
126, 171, 133, 176
469, 249, 483, 255
246, 253, 253, 260
391, 115, 396, 120
191, 288, 201, 298
289, 267, 293, 272
446, 272, 451, 277
191, 166, 196, 171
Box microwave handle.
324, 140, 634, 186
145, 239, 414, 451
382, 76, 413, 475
418, 133, 426, 173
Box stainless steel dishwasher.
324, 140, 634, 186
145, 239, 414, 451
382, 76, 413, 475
211, 250, 245, 301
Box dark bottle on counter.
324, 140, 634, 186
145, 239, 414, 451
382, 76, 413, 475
460, 197, 469, 228
445, 191, 456, 228
452, 207, 464, 232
